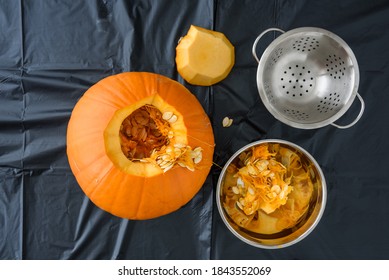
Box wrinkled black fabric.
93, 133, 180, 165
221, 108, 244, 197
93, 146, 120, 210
0, 0, 388, 259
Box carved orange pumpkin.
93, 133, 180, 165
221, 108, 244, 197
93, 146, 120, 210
67, 72, 214, 219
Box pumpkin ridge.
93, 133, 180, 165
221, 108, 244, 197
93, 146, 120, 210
83, 93, 122, 110
119, 175, 146, 219
85, 163, 116, 201
91, 76, 131, 107
68, 142, 108, 172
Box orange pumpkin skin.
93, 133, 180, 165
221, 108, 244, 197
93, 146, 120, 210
67, 72, 214, 219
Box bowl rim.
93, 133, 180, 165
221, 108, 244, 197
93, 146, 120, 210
216, 138, 327, 249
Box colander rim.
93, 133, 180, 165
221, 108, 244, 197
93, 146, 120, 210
256, 27, 360, 129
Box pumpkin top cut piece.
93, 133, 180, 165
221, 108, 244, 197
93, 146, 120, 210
67, 72, 215, 220
176, 25, 235, 86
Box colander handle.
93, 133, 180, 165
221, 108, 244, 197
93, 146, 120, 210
252, 28, 285, 63
331, 93, 365, 129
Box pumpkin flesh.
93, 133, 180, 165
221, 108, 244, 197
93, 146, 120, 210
176, 25, 235, 86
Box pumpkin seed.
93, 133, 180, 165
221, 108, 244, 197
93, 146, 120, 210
162, 163, 174, 173
247, 164, 257, 175
271, 184, 281, 194
232, 186, 240, 194
139, 127, 147, 141
162, 111, 173, 120
161, 154, 171, 161
193, 147, 202, 153
131, 126, 138, 137
135, 114, 148, 125
236, 177, 244, 187
238, 152, 247, 162
193, 154, 202, 164
174, 143, 186, 148
168, 114, 178, 123
261, 170, 271, 176
222, 116, 233, 127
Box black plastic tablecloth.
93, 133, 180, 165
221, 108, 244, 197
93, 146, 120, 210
1, 0, 388, 259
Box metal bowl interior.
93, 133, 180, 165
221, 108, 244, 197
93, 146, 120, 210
216, 139, 327, 249
257, 27, 359, 129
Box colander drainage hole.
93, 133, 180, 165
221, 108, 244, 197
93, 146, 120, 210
326, 54, 346, 79
293, 38, 320, 52
284, 109, 309, 120
281, 65, 315, 97
317, 92, 342, 113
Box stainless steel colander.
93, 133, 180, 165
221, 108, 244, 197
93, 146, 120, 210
252, 27, 365, 129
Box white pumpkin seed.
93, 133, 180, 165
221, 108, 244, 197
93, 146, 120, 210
162, 111, 173, 120
232, 186, 240, 194
163, 163, 174, 173
222, 117, 233, 127
168, 114, 178, 123
194, 146, 202, 153
161, 154, 171, 161
236, 177, 244, 188
271, 184, 281, 194
247, 164, 257, 175
174, 143, 186, 148
194, 155, 202, 164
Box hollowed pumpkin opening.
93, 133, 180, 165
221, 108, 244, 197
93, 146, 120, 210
67, 72, 215, 220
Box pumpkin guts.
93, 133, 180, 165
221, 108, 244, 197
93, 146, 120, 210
118, 104, 203, 173
120, 105, 171, 159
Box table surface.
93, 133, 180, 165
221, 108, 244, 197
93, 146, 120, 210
1, 0, 388, 259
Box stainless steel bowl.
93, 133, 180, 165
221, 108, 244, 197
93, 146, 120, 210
216, 139, 327, 249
